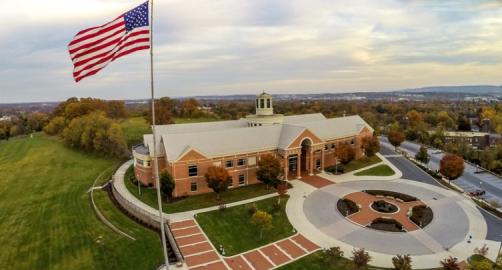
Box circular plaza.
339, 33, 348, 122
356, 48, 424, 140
290, 178, 489, 268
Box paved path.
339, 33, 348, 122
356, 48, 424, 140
380, 137, 502, 206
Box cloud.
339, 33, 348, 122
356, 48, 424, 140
1, 0, 502, 103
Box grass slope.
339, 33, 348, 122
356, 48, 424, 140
355, 164, 395, 176
0, 134, 162, 270
195, 196, 294, 256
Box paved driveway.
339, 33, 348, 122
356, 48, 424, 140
380, 137, 502, 206
379, 140, 502, 242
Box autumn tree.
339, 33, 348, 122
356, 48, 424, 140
406, 110, 423, 128
439, 154, 465, 183
160, 170, 175, 201
276, 181, 288, 204
352, 248, 372, 269
204, 166, 231, 200
144, 97, 175, 125
335, 144, 356, 164
43, 116, 66, 135
61, 112, 128, 157
440, 256, 461, 270
251, 210, 273, 239
437, 111, 455, 129
388, 130, 405, 151
415, 146, 430, 164
256, 154, 283, 188
362, 135, 380, 157
392, 254, 412, 270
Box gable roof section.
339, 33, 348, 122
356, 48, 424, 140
151, 114, 373, 161
292, 115, 373, 141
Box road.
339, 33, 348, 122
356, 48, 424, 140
380, 137, 502, 206
379, 140, 502, 242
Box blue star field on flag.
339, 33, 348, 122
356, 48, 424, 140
124, 1, 149, 32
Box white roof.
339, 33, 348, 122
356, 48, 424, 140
143, 114, 372, 161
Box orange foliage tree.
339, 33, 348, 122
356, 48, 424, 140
387, 130, 405, 151
204, 166, 231, 200
439, 154, 465, 183
335, 144, 356, 165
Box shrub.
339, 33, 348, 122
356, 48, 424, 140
392, 254, 412, 270
410, 205, 434, 228
337, 198, 359, 216
440, 256, 461, 270
368, 218, 404, 232
364, 190, 417, 202
352, 248, 372, 269
473, 244, 489, 257
324, 247, 344, 266
247, 203, 258, 216
325, 164, 345, 174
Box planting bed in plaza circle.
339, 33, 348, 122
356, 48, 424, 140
338, 190, 432, 232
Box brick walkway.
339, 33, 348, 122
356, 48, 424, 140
298, 174, 334, 188
170, 219, 228, 269
344, 192, 425, 231
171, 219, 320, 270
224, 234, 320, 270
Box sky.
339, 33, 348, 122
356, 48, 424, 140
1, 0, 502, 103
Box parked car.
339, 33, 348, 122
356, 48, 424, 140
468, 189, 486, 197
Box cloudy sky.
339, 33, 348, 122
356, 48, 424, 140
1, 0, 502, 103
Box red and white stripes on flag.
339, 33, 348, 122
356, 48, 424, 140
68, 1, 150, 82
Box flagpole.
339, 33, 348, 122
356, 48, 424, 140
149, 0, 170, 268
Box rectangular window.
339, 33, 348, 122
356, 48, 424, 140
267, 99, 271, 108
351, 139, 355, 145
228, 178, 233, 187
238, 174, 245, 185
190, 181, 197, 192
248, 156, 257, 166
316, 159, 321, 169
256, 99, 259, 108
260, 99, 264, 108
136, 159, 144, 166
237, 158, 246, 166
226, 160, 233, 168
188, 165, 197, 177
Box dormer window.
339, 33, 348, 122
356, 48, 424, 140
260, 99, 264, 108
256, 99, 259, 108
267, 99, 271, 108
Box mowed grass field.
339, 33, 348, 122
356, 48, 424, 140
0, 134, 163, 270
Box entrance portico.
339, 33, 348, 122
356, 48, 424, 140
281, 137, 325, 180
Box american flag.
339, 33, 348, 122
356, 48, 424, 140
68, 1, 150, 82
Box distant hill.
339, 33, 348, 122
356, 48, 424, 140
400, 85, 502, 95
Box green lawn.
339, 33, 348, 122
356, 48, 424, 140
344, 155, 382, 173
355, 164, 395, 176
0, 133, 163, 270
277, 251, 389, 270
195, 196, 294, 256
119, 117, 151, 147
124, 165, 274, 213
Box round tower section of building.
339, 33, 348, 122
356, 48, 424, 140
246, 92, 284, 126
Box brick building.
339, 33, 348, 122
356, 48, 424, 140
133, 92, 374, 197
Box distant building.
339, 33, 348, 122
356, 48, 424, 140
133, 92, 374, 197
0, 115, 12, 122
442, 131, 501, 149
